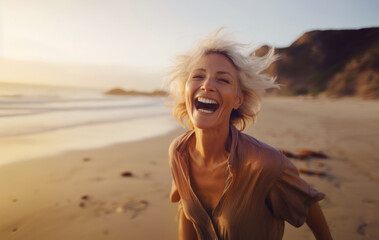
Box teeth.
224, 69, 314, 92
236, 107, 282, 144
198, 109, 214, 113
198, 97, 217, 104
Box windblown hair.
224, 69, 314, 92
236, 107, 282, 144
168, 29, 281, 130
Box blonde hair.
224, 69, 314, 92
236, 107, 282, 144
168, 29, 281, 130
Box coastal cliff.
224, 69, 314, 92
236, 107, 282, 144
254, 27, 379, 98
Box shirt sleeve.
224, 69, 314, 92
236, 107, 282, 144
170, 179, 182, 222
168, 137, 181, 203
266, 154, 325, 227
170, 179, 181, 202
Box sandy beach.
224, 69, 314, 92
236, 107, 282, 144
1, 96, 378, 240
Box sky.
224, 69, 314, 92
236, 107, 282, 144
1, 0, 378, 89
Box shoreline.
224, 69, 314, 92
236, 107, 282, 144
0, 123, 181, 168
0, 114, 179, 167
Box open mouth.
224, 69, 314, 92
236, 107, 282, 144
194, 97, 220, 113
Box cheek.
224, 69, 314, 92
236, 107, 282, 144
222, 89, 239, 108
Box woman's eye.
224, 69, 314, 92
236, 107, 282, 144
218, 78, 230, 84
193, 75, 204, 79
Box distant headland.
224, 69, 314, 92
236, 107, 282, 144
104, 88, 167, 96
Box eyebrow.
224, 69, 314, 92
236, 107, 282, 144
193, 68, 233, 77
217, 71, 233, 77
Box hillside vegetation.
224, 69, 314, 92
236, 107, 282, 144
254, 27, 379, 98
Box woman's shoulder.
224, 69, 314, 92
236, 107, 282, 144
237, 132, 285, 172
168, 130, 194, 162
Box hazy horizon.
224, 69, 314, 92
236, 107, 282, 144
0, 58, 167, 91
1, 0, 378, 89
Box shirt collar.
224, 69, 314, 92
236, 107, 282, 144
176, 124, 239, 170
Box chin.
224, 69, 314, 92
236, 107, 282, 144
192, 121, 215, 130
190, 110, 215, 129
191, 115, 227, 130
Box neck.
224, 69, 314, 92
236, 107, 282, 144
191, 123, 231, 166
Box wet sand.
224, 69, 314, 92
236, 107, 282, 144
1, 96, 378, 240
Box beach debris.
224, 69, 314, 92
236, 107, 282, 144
333, 182, 341, 188
76, 196, 149, 218
357, 221, 368, 236
299, 168, 327, 177
81, 195, 90, 200
298, 149, 328, 159
120, 171, 133, 177
362, 198, 379, 206
12, 228, 18, 232
279, 148, 328, 160
279, 149, 297, 158
116, 199, 149, 218
79, 195, 90, 208
83, 157, 91, 162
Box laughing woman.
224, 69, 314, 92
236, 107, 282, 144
168, 30, 332, 240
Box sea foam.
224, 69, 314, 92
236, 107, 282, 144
0, 83, 178, 166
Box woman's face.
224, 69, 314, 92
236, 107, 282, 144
185, 53, 243, 130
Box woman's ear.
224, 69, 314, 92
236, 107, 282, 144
234, 91, 244, 110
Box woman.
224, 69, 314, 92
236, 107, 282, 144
168, 30, 332, 240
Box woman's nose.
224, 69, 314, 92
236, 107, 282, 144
201, 76, 215, 92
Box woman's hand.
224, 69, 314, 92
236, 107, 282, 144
179, 210, 198, 240
306, 202, 333, 240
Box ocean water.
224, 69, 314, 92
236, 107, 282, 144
0, 83, 179, 166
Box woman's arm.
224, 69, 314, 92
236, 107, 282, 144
306, 202, 333, 240
179, 210, 197, 240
